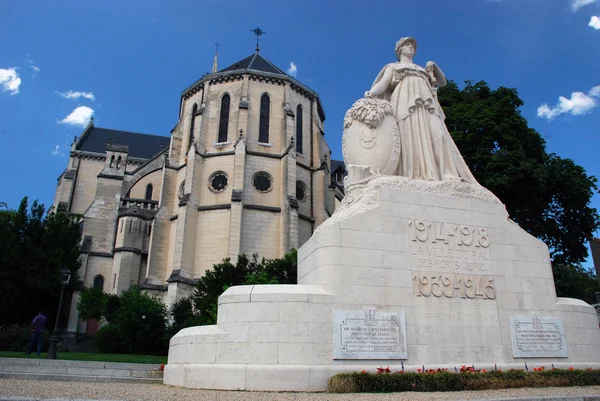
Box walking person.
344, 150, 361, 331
26, 310, 47, 356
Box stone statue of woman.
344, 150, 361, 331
364, 37, 478, 184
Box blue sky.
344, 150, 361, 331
1, 0, 599, 262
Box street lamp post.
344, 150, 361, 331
47, 267, 71, 360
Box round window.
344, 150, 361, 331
209, 171, 228, 193
253, 172, 272, 193
296, 181, 307, 202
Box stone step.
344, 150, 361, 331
0, 371, 162, 383
0, 358, 163, 383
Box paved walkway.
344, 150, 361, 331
1, 379, 600, 401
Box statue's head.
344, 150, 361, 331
395, 37, 417, 60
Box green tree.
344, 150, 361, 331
94, 286, 169, 355
552, 264, 600, 304
439, 81, 599, 265
191, 251, 297, 326
0, 197, 80, 326
170, 297, 202, 333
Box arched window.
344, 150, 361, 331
116, 156, 122, 170
296, 105, 303, 154
259, 94, 270, 143
145, 184, 153, 200
218, 94, 230, 143
189, 104, 197, 149
93, 275, 104, 291
109, 155, 115, 168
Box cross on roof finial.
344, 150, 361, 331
251, 24, 266, 53
212, 39, 220, 73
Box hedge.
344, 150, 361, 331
328, 367, 600, 393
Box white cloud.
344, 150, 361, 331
537, 85, 600, 120
59, 106, 94, 127
590, 15, 600, 29
25, 58, 33, 64
59, 90, 95, 101
51, 145, 61, 156
572, 0, 596, 11
589, 85, 600, 97
0, 68, 21, 95
287, 62, 297, 77
31, 66, 40, 73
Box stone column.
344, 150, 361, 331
228, 137, 246, 259
171, 144, 200, 281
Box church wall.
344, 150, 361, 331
203, 81, 244, 148
114, 217, 149, 250
125, 162, 139, 173
246, 80, 285, 154
70, 158, 104, 216
197, 156, 235, 206
296, 166, 312, 219
166, 217, 178, 281
284, 86, 312, 159
298, 219, 312, 248
243, 154, 281, 207
128, 170, 162, 200
240, 209, 280, 260
112, 251, 141, 294
182, 92, 203, 156
194, 209, 231, 276
84, 256, 113, 290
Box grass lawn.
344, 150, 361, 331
0, 351, 167, 364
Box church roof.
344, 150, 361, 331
76, 125, 169, 159
219, 53, 287, 76
181, 53, 326, 122
331, 160, 346, 174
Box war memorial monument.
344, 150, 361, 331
164, 37, 600, 391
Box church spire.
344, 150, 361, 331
212, 40, 219, 73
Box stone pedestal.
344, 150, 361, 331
164, 177, 600, 391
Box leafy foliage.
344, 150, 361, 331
328, 368, 600, 393
78, 286, 169, 355
439, 81, 599, 266
0, 197, 81, 327
0, 325, 50, 352
170, 297, 202, 333
552, 264, 600, 304
77, 287, 107, 321
190, 251, 297, 326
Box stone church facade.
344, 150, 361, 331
52, 52, 345, 338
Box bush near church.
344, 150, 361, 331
77, 251, 297, 354
190, 250, 297, 326
0, 324, 50, 352
79, 286, 170, 355
328, 367, 600, 393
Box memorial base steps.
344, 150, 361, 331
0, 358, 163, 383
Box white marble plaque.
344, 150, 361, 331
510, 315, 567, 358
333, 309, 407, 359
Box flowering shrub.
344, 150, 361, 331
328, 367, 600, 393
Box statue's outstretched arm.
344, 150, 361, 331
426, 61, 447, 87
365, 67, 393, 98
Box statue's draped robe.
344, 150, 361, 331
371, 62, 477, 184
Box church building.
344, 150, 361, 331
52, 48, 344, 338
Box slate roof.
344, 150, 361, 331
330, 159, 347, 174
76, 126, 169, 159
180, 53, 326, 122
219, 53, 287, 76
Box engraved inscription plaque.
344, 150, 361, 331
408, 219, 492, 274
333, 309, 407, 360
510, 315, 567, 358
